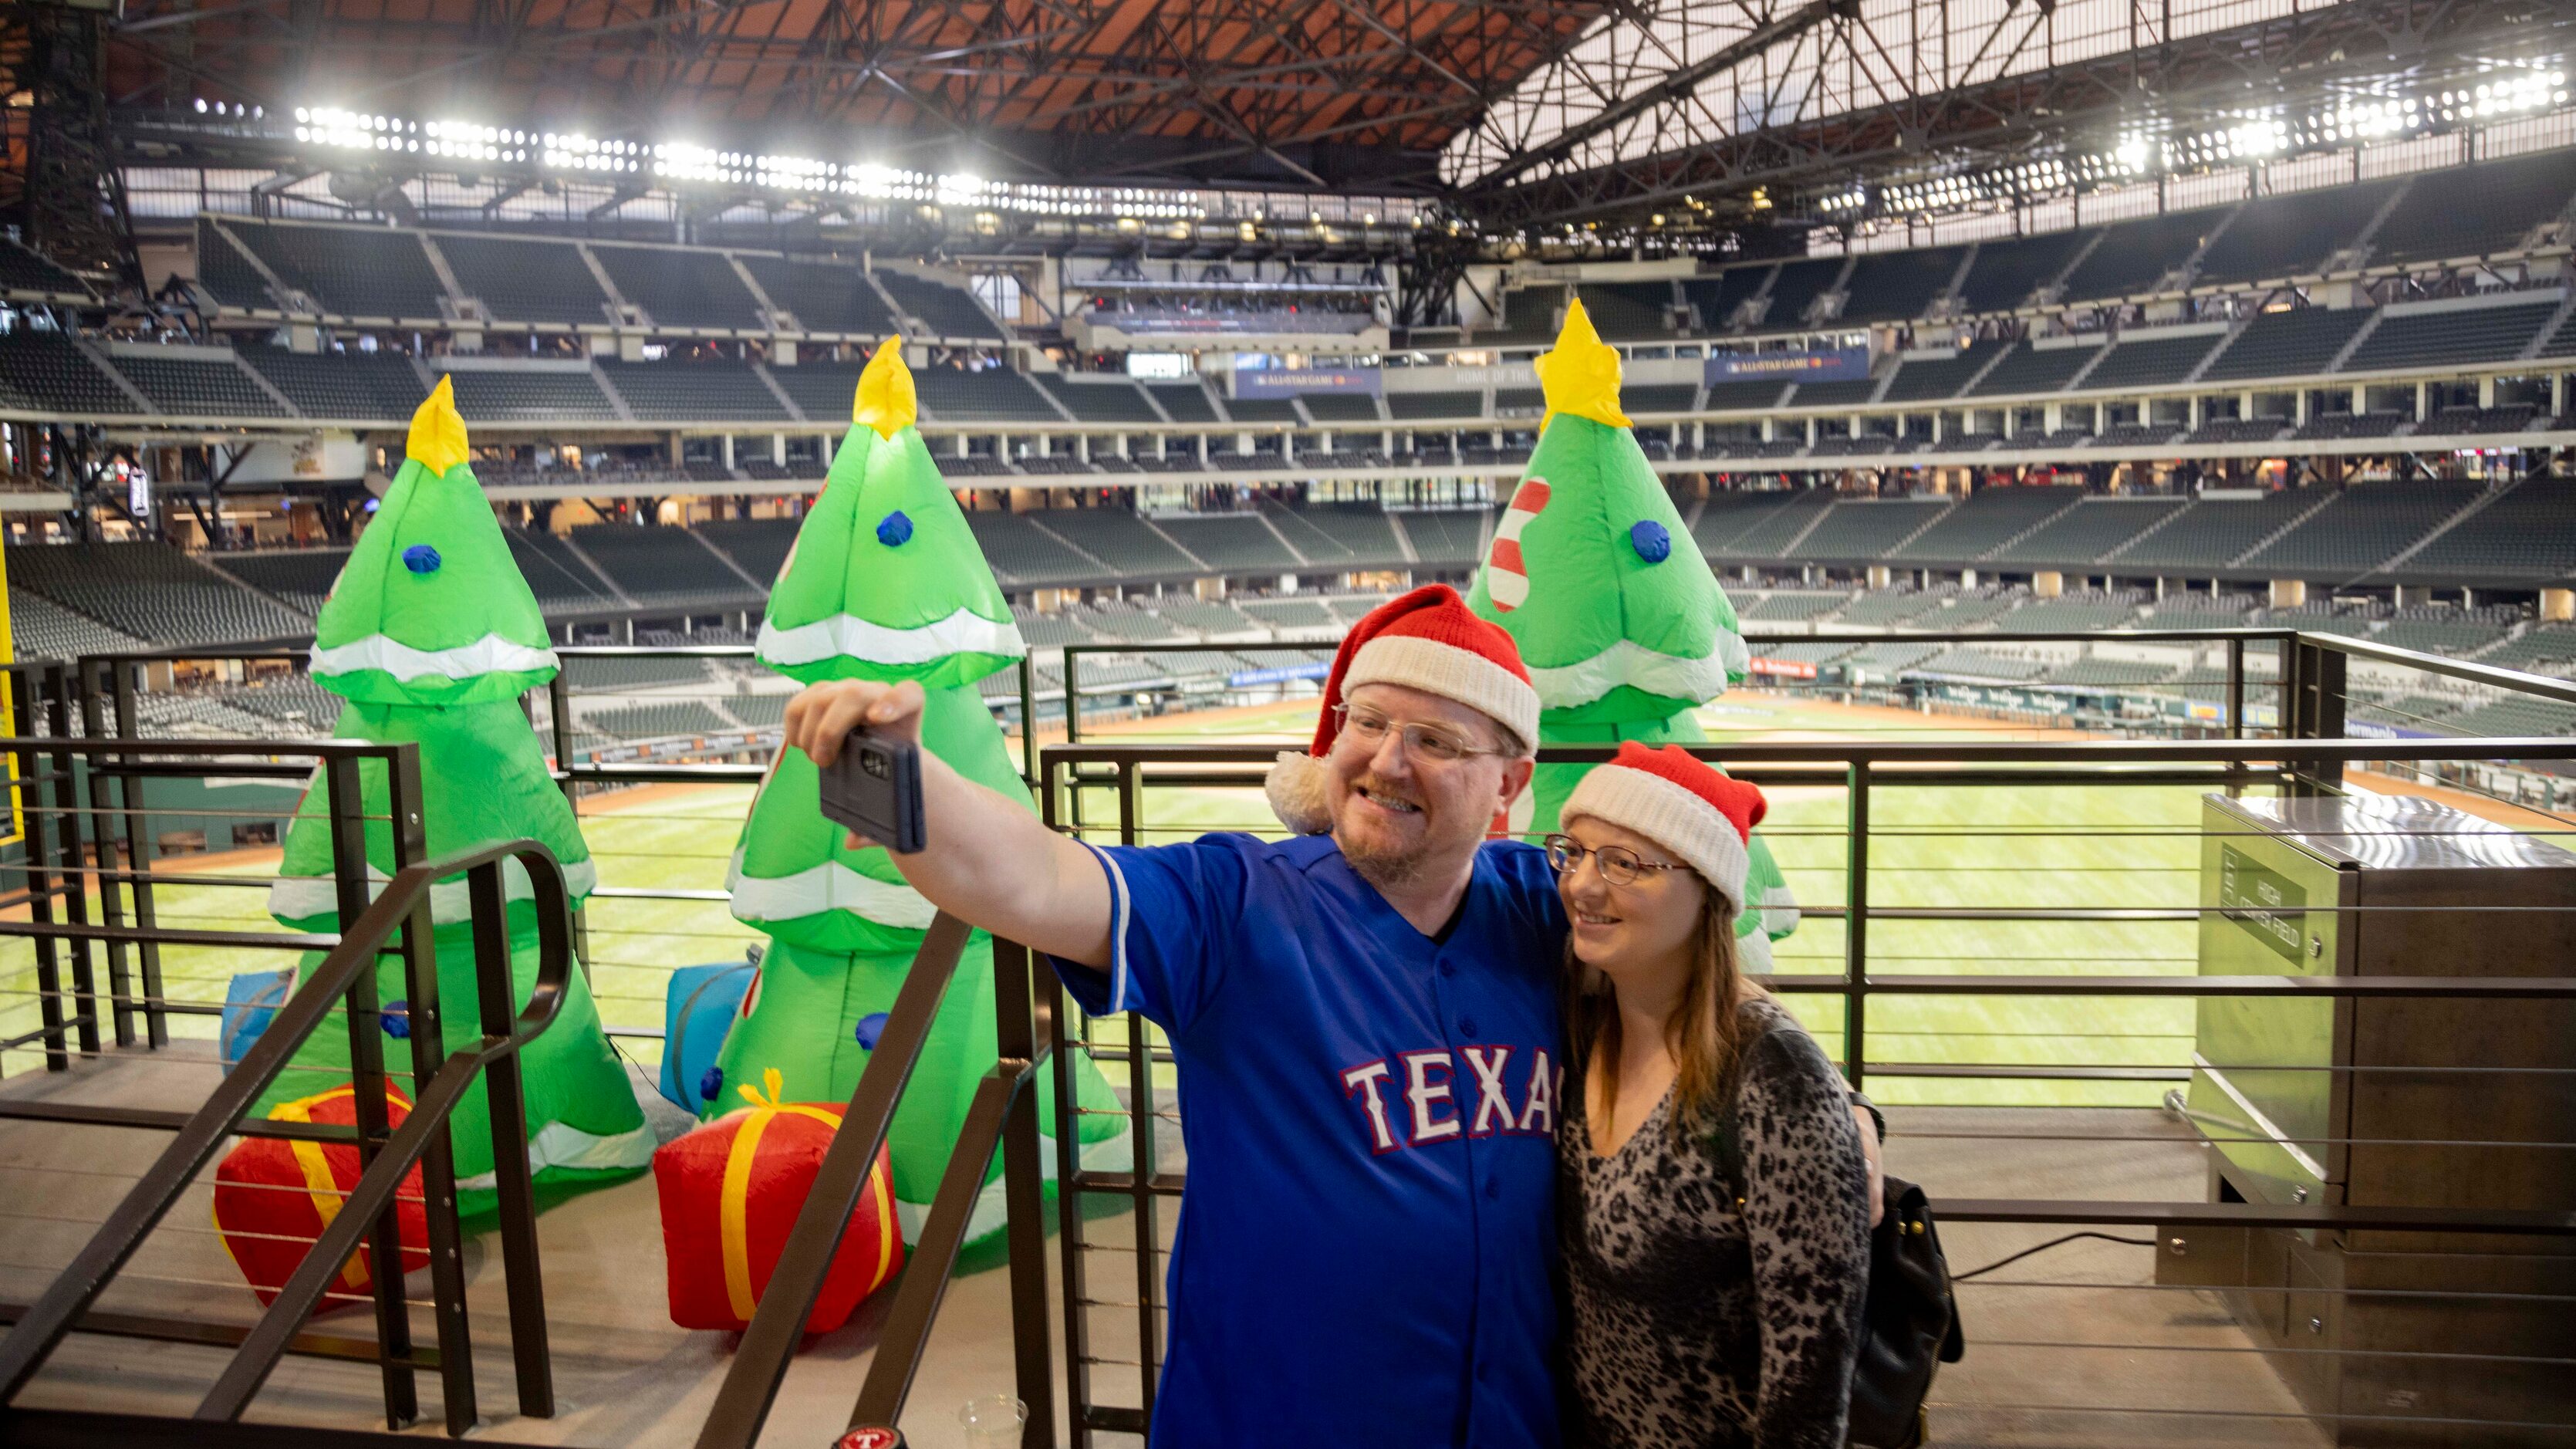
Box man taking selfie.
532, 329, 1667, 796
787, 585, 1568, 1448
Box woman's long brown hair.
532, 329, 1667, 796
1568, 891, 1766, 1138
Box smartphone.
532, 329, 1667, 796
815, 729, 927, 854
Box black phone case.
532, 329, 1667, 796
816, 731, 927, 854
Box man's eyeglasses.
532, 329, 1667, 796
1332, 704, 1504, 765
1543, 833, 1686, 887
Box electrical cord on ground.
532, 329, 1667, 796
1951, 1231, 2157, 1283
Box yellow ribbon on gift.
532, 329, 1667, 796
717, 1068, 897, 1322
211, 1083, 378, 1295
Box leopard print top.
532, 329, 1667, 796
1558, 998, 1872, 1449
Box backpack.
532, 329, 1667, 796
1707, 1082, 1964, 1448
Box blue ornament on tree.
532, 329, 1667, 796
401, 544, 442, 575
1628, 520, 1672, 564
876, 512, 913, 548
853, 1012, 890, 1051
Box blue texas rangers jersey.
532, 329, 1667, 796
1050, 832, 1568, 1449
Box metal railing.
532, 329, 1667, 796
1030, 630, 2576, 1444
10, 627, 2576, 1444
0, 728, 566, 1437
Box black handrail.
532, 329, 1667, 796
692, 918, 1060, 1449
0, 836, 576, 1432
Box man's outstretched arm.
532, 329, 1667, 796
785, 679, 1114, 968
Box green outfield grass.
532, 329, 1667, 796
0, 693, 2453, 1109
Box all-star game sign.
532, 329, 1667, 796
1467, 302, 1801, 967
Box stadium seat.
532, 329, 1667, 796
194, 218, 277, 310
7, 588, 147, 660
1789, 499, 1950, 560
2081, 329, 2223, 390
445, 368, 620, 423
5, 541, 313, 645
2105, 489, 2328, 569
913, 367, 1063, 423
1760, 257, 1845, 328
225, 218, 451, 320
0, 331, 143, 414
240, 343, 428, 421
1966, 342, 2100, 397
1475, 285, 1564, 346
212, 549, 350, 612
874, 271, 1005, 341
2198, 307, 2372, 383
1390, 509, 1494, 566
586, 700, 732, 739
599, 359, 790, 422
2370, 149, 2576, 265
2395, 480, 2576, 579
591, 245, 766, 331
1388, 390, 1484, 421
1881, 340, 2010, 403
737, 255, 900, 336
1031, 509, 1199, 576
435, 234, 613, 326
1681, 268, 1771, 333
106, 350, 288, 417
1890, 487, 2081, 562
509, 530, 620, 605
1153, 515, 1302, 572
0, 237, 93, 299
1039, 375, 1163, 423
2339, 299, 2559, 372
1989, 498, 2190, 566
2193, 180, 2400, 286
1573, 281, 1675, 340
2061, 207, 2226, 302
1146, 381, 1223, 422
570, 525, 762, 605
1955, 230, 2093, 314
695, 517, 802, 586
1836, 247, 1964, 323
964, 512, 1100, 583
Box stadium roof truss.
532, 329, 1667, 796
100, 0, 1628, 193
1446, 0, 2576, 232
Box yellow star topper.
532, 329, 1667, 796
407, 375, 471, 476
852, 340, 919, 440
1534, 298, 1631, 431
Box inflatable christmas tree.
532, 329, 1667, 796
716, 343, 1126, 1245
225, 378, 651, 1247
1467, 302, 1800, 965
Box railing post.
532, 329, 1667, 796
994, 937, 1056, 1449
382, 748, 480, 1436
2287, 633, 2347, 797
1843, 760, 1869, 1092
105, 660, 167, 1049
8, 667, 71, 1072
468, 860, 554, 1419
1019, 653, 1039, 791
1042, 750, 1099, 1449
322, 752, 420, 1430
38, 667, 100, 1059
1115, 758, 1160, 1419
2224, 637, 2246, 742
68, 661, 137, 1049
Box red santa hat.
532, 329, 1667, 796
1560, 741, 1767, 918
1266, 584, 1541, 834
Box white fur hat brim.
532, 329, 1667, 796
1561, 765, 1751, 917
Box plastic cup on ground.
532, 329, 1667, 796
957, 1393, 1025, 1449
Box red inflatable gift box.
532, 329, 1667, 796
213, 1083, 430, 1309
656, 1068, 903, 1334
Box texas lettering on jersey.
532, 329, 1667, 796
1339, 1045, 1558, 1155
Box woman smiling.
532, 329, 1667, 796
1548, 743, 1875, 1449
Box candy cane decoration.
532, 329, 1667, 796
1484, 478, 1550, 613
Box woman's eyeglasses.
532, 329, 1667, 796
1543, 833, 1685, 887
1332, 704, 1503, 765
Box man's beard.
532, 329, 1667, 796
1335, 773, 1440, 889
1339, 827, 1433, 890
